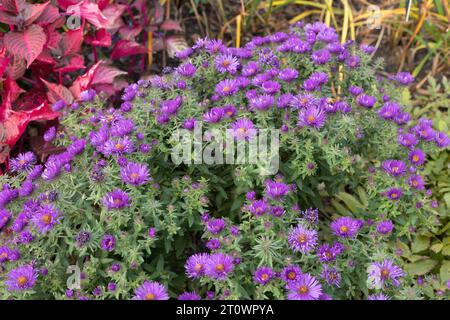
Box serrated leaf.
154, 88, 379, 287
430, 243, 443, 253
336, 192, 364, 214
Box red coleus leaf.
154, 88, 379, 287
69, 61, 126, 99
66, 0, 109, 29
54, 55, 85, 74
22, 1, 49, 26
0, 11, 18, 25
90, 63, 127, 86
56, 0, 80, 10
69, 61, 101, 99
96, 0, 110, 11
6, 55, 27, 80
36, 49, 56, 65
0, 77, 59, 164
41, 78, 74, 104
0, 0, 26, 15
160, 19, 183, 32
101, 4, 125, 29
14, 89, 46, 111
6, 79, 25, 102
111, 40, 146, 60
0, 48, 10, 79
85, 28, 111, 47
4, 24, 47, 68
119, 25, 143, 41
60, 28, 83, 55
35, 4, 61, 25
43, 26, 62, 50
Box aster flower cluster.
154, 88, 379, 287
0, 21, 448, 300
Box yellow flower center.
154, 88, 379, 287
222, 86, 230, 93
261, 274, 269, 281
339, 225, 348, 233
194, 263, 203, 272
223, 60, 231, 67
412, 180, 418, 187
288, 272, 296, 280
298, 285, 308, 294
17, 276, 27, 287
130, 173, 139, 179
41, 214, 52, 225
19, 159, 26, 165
215, 263, 225, 272
115, 143, 124, 150
297, 234, 307, 243
0, 252, 7, 259
391, 193, 398, 198
381, 268, 390, 278
307, 115, 315, 123
392, 166, 399, 173
412, 155, 419, 162
145, 293, 155, 300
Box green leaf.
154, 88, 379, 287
430, 243, 443, 253
411, 235, 431, 253
405, 259, 439, 276
440, 261, 450, 283
335, 192, 365, 214
442, 245, 450, 256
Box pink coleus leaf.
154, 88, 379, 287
69, 61, 102, 99
41, 78, 74, 104
101, 4, 126, 29
66, 0, 108, 29
36, 49, 56, 65
54, 55, 85, 74
90, 63, 127, 85
119, 25, 143, 41
0, 48, 10, 79
23, 1, 49, 26
43, 26, 62, 50
160, 19, 183, 32
0, 11, 18, 25
60, 28, 83, 55
6, 56, 27, 80
85, 28, 111, 47
0, 0, 26, 15
35, 4, 61, 25
56, 0, 80, 10
111, 40, 146, 60
4, 25, 47, 68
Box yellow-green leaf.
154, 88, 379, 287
411, 235, 431, 253
405, 259, 438, 276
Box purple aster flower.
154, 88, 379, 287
253, 266, 275, 285
214, 54, 240, 74
11, 212, 29, 232
0, 209, 12, 230
345, 55, 360, 68
331, 216, 361, 238
176, 63, 197, 77
349, 85, 363, 96
101, 234, 116, 251
261, 80, 281, 95
408, 174, 425, 190
80, 89, 96, 102
5, 265, 38, 291
280, 265, 302, 283
215, 79, 239, 96
206, 238, 221, 250
19, 231, 33, 244
205, 252, 234, 280
408, 149, 426, 166
397, 133, 418, 148
10, 152, 36, 173
0, 246, 11, 263
321, 266, 341, 287
178, 292, 201, 300
385, 187, 403, 200
183, 118, 197, 130
288, 224, 318, 253
18, 180, 34, 197
368, 293, 390, 300
279, 68, 298, 82
43, 126, 56, 142
160, 96, 183, 115
110, 119, 135, 137
230, 118, 256, 140
133, 281, 169, 300
31, 204, 62, 233
368, 259, 405, 289
357, 94, 377, 108
317, 242, 343, 263
378, 102, 401, 120
286, 273, 322, 300
290, 93, 318, 109
277, 93, 294, 109
382, 160, 406, 176
298, 105, 327, 129
206, 218, 226, 234
205, 39, 225, 54
376, 220, 394, 235
394, 111, 411, 125
185, 253, 209, 278
395, 72, 414, 85
75, 231, 91, 247
203, 107, 225, 123
103, 136, 135, 156
248, 199, 270, 217
435, 131, 450, 148
175, 47, 193, 59
311, 49, 331, 64
241, 61, 259, 77
265, 180, 289, 199
222, 105, 237, 118
107, 282, 117, 292
249, 94, 274, 111
51, 99, 66, 111
413, 120, 435, 141
102, 189, 131, 210
110, 263, 121, 273
360, 44, 376, 54
120, 162, 150, 186
120, 101, 133, 112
